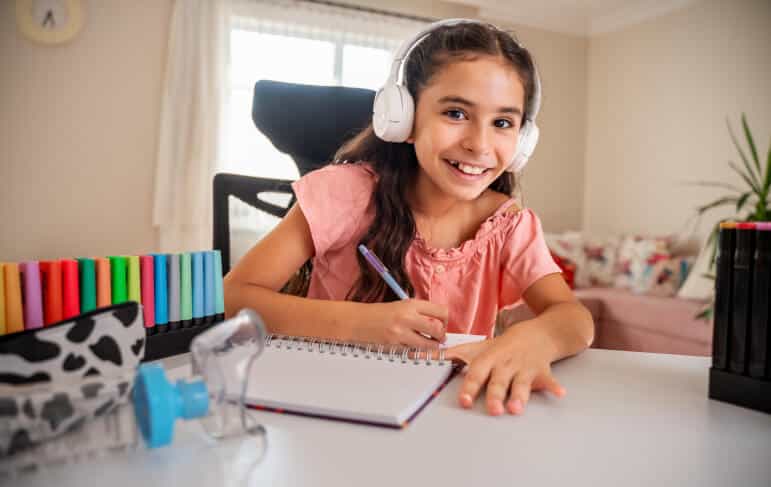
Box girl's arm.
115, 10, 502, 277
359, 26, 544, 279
444, 273, 594, 416
224, 204, 447, 347
517, 273, 595, 360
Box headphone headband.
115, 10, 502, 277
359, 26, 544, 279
388, 19, 479, 82
387, 19, 540, 124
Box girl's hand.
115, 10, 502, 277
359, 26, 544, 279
355, 299, 448, 349
444, 322, 566, 416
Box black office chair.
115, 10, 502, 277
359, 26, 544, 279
213, 80, 376, 274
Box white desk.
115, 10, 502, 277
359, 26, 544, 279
16, 349, 771, 487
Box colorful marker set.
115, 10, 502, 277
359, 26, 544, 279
709, 221, 771, 414
0, 250, 225, 337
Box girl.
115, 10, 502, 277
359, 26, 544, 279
225, 20, 594, 417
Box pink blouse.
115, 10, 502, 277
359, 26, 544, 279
291, 163, 561, 337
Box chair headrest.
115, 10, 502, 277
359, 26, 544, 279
252, 80, 376, 176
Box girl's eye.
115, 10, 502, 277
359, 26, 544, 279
494, 119, 514, 129
444, 109, 467, 120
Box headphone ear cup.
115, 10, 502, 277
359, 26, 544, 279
372, 83, 414, 142
509, 122, 540, 172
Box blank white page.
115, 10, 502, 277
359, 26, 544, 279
228, 340, 455, 427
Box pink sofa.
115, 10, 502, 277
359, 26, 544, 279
499, 288, 712, 356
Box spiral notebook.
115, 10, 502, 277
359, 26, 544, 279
228, 333, 485, 429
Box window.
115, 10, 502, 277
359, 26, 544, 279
220, 3, 424, 246
342, 45, 393, 89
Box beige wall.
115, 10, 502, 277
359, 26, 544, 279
504, 25, 587, 232
0, 0, 172, 262
7, 0, 767, 263
583, 0, 771, 243
0, 0, 587, 264
3, 0, 768, 264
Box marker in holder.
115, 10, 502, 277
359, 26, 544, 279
192, 252, 204, 327
730, 222, 756, 374
180, 253, 193, 328
40, 261, 63, 326
109, 256, 128, 305
95, 257, 112, 308
19, 262, 43, 330
709, 221, 771, 415
153, 254, 169, 335
0, 263, 6, 335
61, 259, 80, 320
204, 251, 215, 325
749, 223, 771, 378
127, 256, 141, 305
168, 254, 181, 331
140, 255, 155, 334
78, 258, 97, 314
712, 222, 736, 370
214, 250, 225, 323
4, 263, 24, 334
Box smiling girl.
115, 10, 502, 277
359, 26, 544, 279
224, 19, 594, 416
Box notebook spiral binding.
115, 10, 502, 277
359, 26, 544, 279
264, 334, 448, 365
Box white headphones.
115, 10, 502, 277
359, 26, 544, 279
372, 18, 541, 173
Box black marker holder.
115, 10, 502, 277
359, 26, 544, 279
708, 226, 771, 414
708, 368, 771, 414
142, 315, 225, 362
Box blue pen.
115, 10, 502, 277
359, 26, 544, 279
192, 251, 204, 325
358, 244, 409, 300
212, 250, 225, 320
358, 244, 443, 342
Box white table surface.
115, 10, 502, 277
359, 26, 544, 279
15, 349, 771, 487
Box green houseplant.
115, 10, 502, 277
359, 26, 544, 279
691, 114, 771, 319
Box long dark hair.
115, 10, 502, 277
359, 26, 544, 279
285, 22, 538, 302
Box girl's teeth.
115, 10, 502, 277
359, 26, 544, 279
459, 164, 483, 175
446, 159, 485, 175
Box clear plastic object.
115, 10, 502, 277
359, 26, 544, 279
0, 309, 268, 477
189, 308, 267, 441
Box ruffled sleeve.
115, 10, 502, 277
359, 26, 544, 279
291, 163, 376, 257
499, 209, 562, 306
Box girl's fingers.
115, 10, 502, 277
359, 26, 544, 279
410, 316, 446, 342
458, 358, 494, 409
402, 330, 442, 350
442, 341, 487, 363
506, 373, 535, 415
532, 373, 567, 398
412, 299, 449, 325
485, 366, 516, 416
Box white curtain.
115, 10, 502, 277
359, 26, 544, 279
153, 0, 229, 253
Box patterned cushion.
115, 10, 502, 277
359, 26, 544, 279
614, 236, 672, 290
544, 232, 585, 275
545, 232, 690, 294
545, 232, 619, 288
581, 236, 621, 287
636, 256, 694, 297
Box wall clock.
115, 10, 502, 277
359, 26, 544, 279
16, 0, 85, 45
